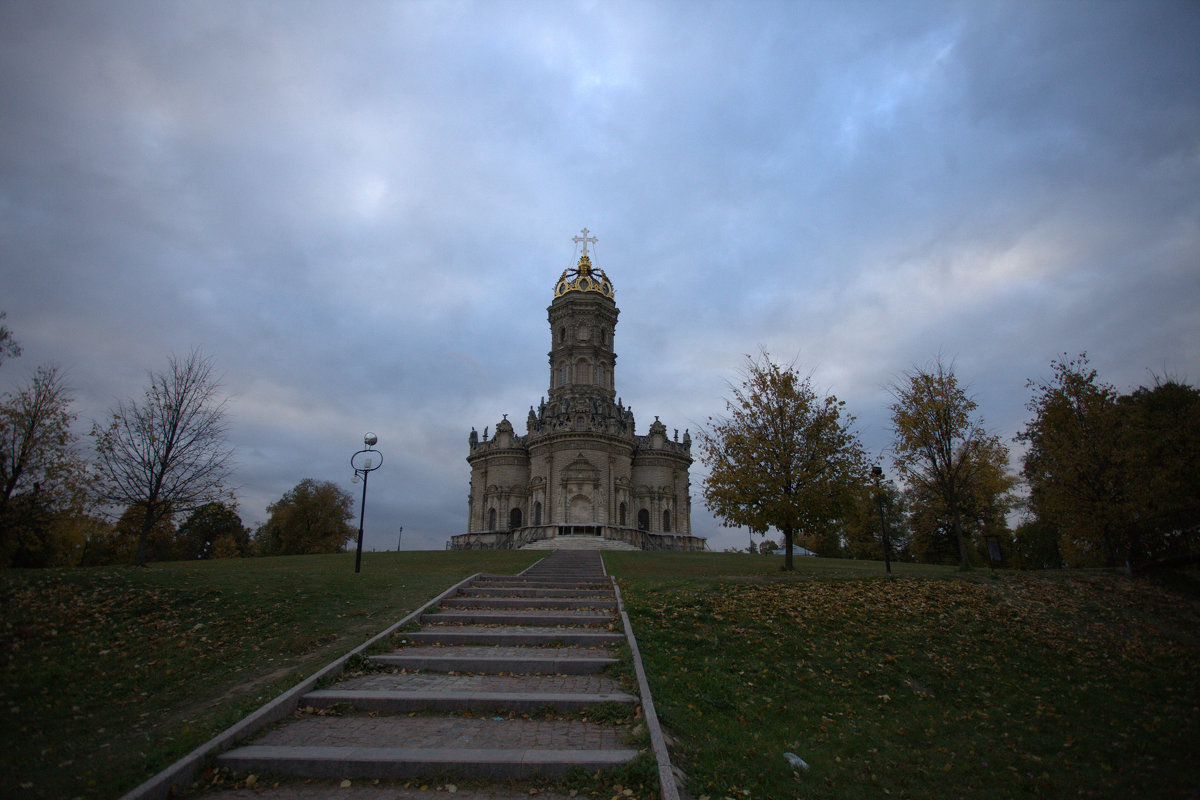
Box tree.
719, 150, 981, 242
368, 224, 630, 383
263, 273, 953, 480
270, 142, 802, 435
890, 357, 1013, 570
256, 478, 355, 555
0, 311, 21, 367
1021, 355, 1200, 568
1018, 354, 1126, 567
0, 365, 91, 566
698, 354, 867, 569
177, 501, 250, 560
1117, 379, 1200, 565
92, 351, 233, 566
841, 480, 908, 562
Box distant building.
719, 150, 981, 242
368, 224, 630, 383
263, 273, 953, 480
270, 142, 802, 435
453, 231, 705, 551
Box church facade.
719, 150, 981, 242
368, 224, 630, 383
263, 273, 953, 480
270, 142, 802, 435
452, 232, 705, 551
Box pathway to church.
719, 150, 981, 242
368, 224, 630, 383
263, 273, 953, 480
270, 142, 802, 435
179, 550, 672, 800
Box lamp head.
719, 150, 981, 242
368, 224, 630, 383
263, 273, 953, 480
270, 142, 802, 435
871, 465, 883, 479
364, 432, 378, 447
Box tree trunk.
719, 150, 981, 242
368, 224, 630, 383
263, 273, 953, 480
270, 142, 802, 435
134, 503, 157, 567
952, 505, 970, 571
783, 525, 795, 571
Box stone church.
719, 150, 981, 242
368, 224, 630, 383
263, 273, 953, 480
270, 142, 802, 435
452, 231, 706, 551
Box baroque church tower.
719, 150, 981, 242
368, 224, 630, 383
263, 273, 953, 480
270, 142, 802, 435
455, 231, 703, 551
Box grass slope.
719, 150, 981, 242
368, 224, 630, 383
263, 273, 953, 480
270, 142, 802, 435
0, 550, 538, 800
605, 552, 1200, 800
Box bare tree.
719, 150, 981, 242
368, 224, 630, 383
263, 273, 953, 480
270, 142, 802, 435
92, 350, 233, 566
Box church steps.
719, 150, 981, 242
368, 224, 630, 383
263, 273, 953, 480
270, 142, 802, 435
474, 577, 611, 589
404, 626, 623, 646
215, 550, 637, 786
457, 586, 613, 598
441, 596, 617, 610
217, 744, 638, 780
519, 538, 641, 551
370, 651, 616, 675
420, 609, 614, 627
300, 687, 636, 714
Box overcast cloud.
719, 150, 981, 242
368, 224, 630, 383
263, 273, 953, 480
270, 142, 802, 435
2, 1, 1197, 552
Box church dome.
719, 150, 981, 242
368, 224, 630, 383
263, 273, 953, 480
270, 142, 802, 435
553, 252, 614, 299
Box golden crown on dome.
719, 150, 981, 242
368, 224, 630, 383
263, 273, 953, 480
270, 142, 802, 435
554, 228, 614, 299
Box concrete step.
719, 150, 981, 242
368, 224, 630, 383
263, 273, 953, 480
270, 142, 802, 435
457, 586, 613, 598
404, 626, 623, 647
474, 578, 611, 589
370, 645, 616, 674
421, 609, 614, 627
300, 687, 636, 713
217, 715, 636, 779
440, 596, 617, 610
217, 745, 636, 779
520, 537, 639, 550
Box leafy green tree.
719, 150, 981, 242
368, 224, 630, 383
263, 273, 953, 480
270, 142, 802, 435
1019, 354, 1129, 567
841, 479, 908, 562
1011, 518, 1064, 570
1117, 380, 1200, 564
177, 501, 250, 560
92, 351, 233, 566
698, 354, 867, 569
890, 357, 1014, 569
256, 478, 355, 555
1, 365, 92, 566
1021, 355, 1200, 568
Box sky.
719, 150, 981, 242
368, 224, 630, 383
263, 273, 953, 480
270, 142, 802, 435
1, 0, 1197, 553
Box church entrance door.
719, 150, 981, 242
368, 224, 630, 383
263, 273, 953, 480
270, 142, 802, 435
567, 494, 594, 524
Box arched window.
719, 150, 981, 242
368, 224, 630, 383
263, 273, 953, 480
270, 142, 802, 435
662, 509, 671, 533
509, 508, 522, 530
593, 364, 601, 385
488, 508, 497, 531
559, 327, 565, 343
619, 502, 627, 526
575, 359, 589, 384
558, 363, 568, 387
534, 502, 542, 525
637, 508, 650, 531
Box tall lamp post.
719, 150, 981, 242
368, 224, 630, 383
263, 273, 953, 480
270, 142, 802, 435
871, 465, 893, 575
351, 432, 382, 574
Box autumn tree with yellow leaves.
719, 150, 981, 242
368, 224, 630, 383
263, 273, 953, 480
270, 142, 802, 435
698, 354, 867, 569
889, 358, 1015, 570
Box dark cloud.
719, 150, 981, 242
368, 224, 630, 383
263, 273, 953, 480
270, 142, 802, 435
2, 0, 1197, 551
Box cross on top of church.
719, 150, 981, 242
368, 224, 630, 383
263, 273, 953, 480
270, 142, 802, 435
572, 227, 597, 256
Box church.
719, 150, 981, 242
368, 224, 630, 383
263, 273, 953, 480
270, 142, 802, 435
452, 231, 706, 551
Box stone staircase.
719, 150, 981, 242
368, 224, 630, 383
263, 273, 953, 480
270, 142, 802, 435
521, 535, 640, 550
215, 550, 637, 781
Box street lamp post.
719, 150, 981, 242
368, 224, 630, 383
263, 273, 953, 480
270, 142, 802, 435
872, 465, 893, 575
351, 432, 382, 574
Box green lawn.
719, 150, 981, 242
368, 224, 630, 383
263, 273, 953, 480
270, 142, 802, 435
605, 552, 1200, 800
0, 551, 538, 800
5, 550, 1197, 800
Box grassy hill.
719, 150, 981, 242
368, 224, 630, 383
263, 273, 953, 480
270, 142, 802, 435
0, 551, 539, 800
2, 550, 1198, 799
608, 552, 1200, 800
